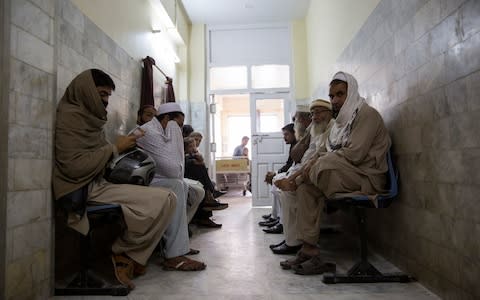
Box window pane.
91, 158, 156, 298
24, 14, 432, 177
210, 66, 247, 90
255, 99, 284, 133
251, 65, 290, 89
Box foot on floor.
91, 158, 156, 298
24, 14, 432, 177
162, 256, 206, 271
292, 256, 336, 275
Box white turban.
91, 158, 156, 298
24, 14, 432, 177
327, 71, 365, 151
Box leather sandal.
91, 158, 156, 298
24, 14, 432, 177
111, 255, 135, 289
292, 256, 336, 275
280, 252, 311, 270
162, 256, 206, 271
133, 260, 146, 277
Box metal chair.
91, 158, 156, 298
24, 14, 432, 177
55, 186, 129, 296
322, 150, 413, 284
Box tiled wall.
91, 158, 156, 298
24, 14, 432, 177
7, 0, 55, 298
5, 0, 169, 298
333, 0, 480, 298
55, 0, 142, 141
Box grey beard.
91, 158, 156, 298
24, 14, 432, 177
294, 121, 306, 140
310, 121, 328, 138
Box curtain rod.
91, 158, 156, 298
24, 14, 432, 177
153, 63, 169, 79
143, 56, 170, 79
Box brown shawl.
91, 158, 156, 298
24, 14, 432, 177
53, 70, 114, 200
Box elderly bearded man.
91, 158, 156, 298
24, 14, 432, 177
283, 71, 391, 275
270, 99, 334, 255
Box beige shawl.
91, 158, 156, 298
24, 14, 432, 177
327, 71, 366, 151
53, 70, 114, 200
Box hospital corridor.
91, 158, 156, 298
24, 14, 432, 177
0, 0, 479, 299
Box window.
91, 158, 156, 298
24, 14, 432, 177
251, 65, 290, 89
255, 98, 285, 133
209, 66, 247, 90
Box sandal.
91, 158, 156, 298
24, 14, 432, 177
162, 256, 206, 271
186, 248, 200, 255
280, 251, 311, 270
133, 260, 147, 277
111, 255, 135, 289
292, 256, 336, 275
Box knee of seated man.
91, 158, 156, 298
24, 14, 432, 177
296, 182, 321, 197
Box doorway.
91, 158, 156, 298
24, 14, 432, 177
210, 92, 291, 206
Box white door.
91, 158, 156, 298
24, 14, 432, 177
250, 93, 291, 206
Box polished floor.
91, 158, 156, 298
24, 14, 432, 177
55, 189, 439, 300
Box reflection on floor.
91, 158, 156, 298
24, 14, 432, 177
54, 189, 439, 300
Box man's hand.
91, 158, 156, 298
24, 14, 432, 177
190, 152, 204, 164
129, 128, 145, 139
265, 171, 276, 184
274, 178, 297, 191
115, 135, 137, 154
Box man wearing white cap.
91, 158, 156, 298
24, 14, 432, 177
136, 102, 206, 271
270, 100, 334, 256
284, 71, 391, 275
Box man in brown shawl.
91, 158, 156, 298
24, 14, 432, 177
282, 71, 391, 275
53, 69, 176, 289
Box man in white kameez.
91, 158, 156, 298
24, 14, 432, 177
270, 100, 334, 255
137, 102, 206, 271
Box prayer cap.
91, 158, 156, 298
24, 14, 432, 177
310, 99, 332, 111
295, 104, 310, 113
157, 102, 183, 115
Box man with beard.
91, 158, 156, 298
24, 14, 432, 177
283, 71, 391, 275
269, 100, 333, 254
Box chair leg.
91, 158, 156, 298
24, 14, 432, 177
55, 269, 129, 296
323, 208, 412, 284
55, 231, 130, 296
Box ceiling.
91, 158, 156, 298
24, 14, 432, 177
180, 0, 311, 25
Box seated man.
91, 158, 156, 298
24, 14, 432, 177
265, 106, 311, 246
187, 130, 226, 198
284, 71, 391, 275
261, 122, 297, 233
53, 69, 176, 289
136, 107, 205, 229
136, 104, 157, 125
184, 136, 228, 228
233, 136, 250, 157
271, 100, 333, 255
136, 102, 206, 271
182, 124, 194, 137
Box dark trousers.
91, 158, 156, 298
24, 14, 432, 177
185, 164, 215, 193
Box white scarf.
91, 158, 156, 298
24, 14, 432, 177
327, 72, 365, 152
